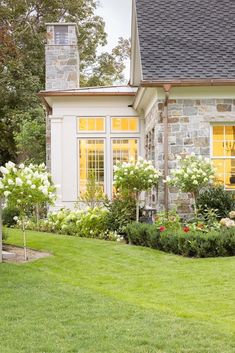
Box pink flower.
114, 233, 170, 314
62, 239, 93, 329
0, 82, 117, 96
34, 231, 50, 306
159, 226, 166, 232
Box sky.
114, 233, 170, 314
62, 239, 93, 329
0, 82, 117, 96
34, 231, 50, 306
96, 0, 132, 81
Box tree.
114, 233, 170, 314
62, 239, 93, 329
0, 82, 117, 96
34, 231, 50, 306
168, 153, 215, 213
113, 157, 161, 222
0, 0, 130, 165
0, 162, 56, 260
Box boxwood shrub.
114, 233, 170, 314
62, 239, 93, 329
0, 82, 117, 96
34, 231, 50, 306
126, 222, 235, 258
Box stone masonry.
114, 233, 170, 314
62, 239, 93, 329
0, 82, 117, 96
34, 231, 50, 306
45, 24, 80, 90
145, 98, 235, 214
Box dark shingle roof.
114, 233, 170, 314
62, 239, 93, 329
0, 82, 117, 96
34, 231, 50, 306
135, 0, 235, 81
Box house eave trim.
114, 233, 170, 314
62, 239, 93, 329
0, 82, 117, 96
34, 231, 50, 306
141, 79, 235, 87
38, 92, 136, 97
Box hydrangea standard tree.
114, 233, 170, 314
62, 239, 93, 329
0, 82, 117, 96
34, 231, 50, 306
113, 157, 161, 222
0, 162, 56, 261
167, 153, 215, 213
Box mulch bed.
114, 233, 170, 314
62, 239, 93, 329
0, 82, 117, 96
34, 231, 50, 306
3, 245, 51, 263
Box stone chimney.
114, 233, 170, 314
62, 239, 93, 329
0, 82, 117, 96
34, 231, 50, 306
45, 23, 79, 90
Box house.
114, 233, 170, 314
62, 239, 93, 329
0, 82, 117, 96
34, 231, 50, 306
39, 0, 235, 213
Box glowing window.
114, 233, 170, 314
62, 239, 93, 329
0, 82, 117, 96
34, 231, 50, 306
77, 118, 105, 132
212, 125, 235, 190
112, 118, 138, 132
79, 139, 105, 194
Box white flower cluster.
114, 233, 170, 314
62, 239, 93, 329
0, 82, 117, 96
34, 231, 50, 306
167, 153, 215, 193
0, 161, 56, 208
113, 156, 161, 193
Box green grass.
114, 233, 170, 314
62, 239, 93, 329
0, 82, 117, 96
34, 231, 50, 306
0, 229, 235, 353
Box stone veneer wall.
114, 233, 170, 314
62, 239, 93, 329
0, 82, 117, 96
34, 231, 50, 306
145, 98, 235, 213
46, 25, 79, 90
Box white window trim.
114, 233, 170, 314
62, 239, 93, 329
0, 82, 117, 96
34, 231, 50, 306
77, 117, 106, 134
210, 123, 235, 191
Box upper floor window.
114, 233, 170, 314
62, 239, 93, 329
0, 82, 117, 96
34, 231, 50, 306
77, 117, 105, 132
54, 25, 69, 45
212, 125, 235, 190
111, 117, 138, 132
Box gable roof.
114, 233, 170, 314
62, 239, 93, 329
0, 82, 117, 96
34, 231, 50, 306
135, 0, 235, 82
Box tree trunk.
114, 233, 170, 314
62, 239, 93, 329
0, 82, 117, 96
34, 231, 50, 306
0, 199, 3, 263
22, 217, 28, 261
136, 192, 140, 222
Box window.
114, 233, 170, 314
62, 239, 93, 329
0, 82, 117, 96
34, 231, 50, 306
54, 26, 69, 45
212, 125, 235, 190
112, 139, 138, 166
77, 118, 105, 132
79, 140, 105, 194
111, 118, 138, 132
145, 128, 155, 162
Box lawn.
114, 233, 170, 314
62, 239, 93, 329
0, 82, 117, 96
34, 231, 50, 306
0, 229, 235, 353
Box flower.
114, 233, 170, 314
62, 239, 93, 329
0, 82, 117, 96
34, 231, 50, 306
4, 191, 11, 197
15, 177, 23, 186
159, 226, 166, 232
229, 211, 235, 219
183, 226, 190, 233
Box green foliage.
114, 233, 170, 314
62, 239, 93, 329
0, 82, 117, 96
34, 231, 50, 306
114, 157, 161, 195
155, 210, 181, 231
126, 222, 235, 258
126, 222, 159, 247
25, 207, 122, 241
105, 194, 136, 236
2, 207, 20, 227
14, 109, 46, 164
76, 172, 108, 209
196, 185, 235, 219
0, 162, 56, 214
168, 153, 215, 196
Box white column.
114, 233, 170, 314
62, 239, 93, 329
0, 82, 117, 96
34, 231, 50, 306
140, 116, 145, 157
62, 116, 77, 206
50, 116, 63, 209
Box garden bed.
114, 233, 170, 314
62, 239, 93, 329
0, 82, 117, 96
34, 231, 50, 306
3, 245, 50, 263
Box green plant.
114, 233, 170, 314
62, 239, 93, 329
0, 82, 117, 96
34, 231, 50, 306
75, 172, 108, 209
105, 194, 136, 237
2, 206, 20, 227
126, 221, 235, 258
155, 210, 181, 231
196, 185, 235, 219
0, 161, 56, 260
113, 157, 161, 221
126, 222, 159, 247
167, 153, 215, 212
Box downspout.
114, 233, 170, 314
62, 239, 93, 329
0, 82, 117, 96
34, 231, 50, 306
162, 84, 171, 213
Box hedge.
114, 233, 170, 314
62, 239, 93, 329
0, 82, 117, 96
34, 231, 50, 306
126, 222, 235, 258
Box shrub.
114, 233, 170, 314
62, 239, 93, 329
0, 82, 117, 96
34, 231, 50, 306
105, 195, 136, 237
126, 222, 159, 247
155, 210, 181, 232
126, 222, 235, 258
196, 186, 235, 219
2, 206, 20, 227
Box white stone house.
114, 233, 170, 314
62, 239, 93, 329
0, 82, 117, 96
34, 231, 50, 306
40, 0, 235, 213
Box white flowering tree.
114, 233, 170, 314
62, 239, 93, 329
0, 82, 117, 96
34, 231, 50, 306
113, 157, 161, 222
167, 153, 215, 213
0, 162, 56, 261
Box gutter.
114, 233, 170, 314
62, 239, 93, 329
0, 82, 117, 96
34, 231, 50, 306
162, 84, 171, 213
141, 79, 235, 87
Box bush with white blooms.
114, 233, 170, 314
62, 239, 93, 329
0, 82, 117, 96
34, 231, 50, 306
113, 157, 161, 221
167, 153, 215, 212
0, 161, 56, 260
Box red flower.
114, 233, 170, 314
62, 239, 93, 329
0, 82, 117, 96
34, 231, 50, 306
183, 226, 190, 233
159, 226, 166, 232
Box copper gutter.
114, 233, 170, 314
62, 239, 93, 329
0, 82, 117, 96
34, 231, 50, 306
141, 79, 235, 87
162, 84, 171, 213
38, 91, 136, 97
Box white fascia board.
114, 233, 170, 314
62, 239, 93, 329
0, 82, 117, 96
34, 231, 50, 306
130, 0, 142, 86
